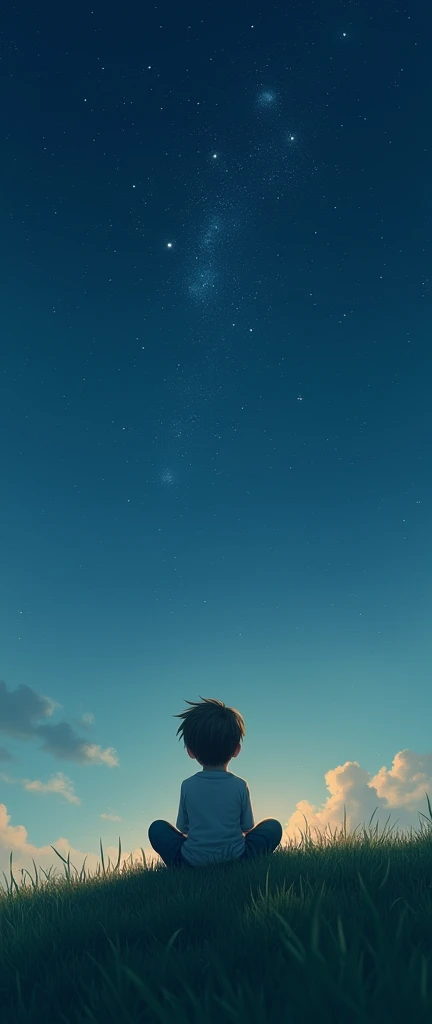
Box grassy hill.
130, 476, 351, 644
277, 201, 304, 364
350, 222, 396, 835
1, 807, 432, 1023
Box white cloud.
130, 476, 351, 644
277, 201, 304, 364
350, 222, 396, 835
100, 812, 122, 821
76, 742, 118, 767
372, 750, 432, 809
283, 749, 432, 842
0, 803, 151, 883
81, 712, 95, 725
0, 771, 81, 805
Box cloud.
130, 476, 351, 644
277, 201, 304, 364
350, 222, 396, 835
283, 749, 432, 843
0, 681, 118, 767
36, 722, 118, 766
372, 750, 432, 809
81, 712, 95, 725
0, 803, 150, 883
0, 747, 13, 761
100, 812, 122, 821
0, 771, 81, 805
0, 680, 57, 738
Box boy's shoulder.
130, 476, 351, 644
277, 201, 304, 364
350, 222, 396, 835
227, 771, 249, 787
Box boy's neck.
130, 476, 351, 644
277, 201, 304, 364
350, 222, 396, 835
201, 764, 228, 771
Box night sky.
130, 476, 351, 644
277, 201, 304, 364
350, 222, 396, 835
1, 0, 431, 876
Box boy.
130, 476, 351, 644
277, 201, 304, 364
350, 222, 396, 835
148, 696, 283, 868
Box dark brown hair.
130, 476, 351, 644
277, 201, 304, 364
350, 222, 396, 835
173, 696, 246, 767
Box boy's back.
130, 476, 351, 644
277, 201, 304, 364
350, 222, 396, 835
176, 769, 254, 866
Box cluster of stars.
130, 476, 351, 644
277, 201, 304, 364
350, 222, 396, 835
257, 90, 277, 107
160, 469, 175, 486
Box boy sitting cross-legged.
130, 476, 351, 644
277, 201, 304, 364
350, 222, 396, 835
148, 696, 283, 868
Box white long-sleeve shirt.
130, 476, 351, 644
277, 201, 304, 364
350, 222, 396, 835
176, 769, 255, 866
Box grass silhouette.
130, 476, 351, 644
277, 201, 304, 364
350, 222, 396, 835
1, 797, 432, 1023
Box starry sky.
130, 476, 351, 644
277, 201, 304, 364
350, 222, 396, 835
1, 0, 431, 876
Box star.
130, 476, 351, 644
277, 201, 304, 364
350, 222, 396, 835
167, 242, 173, 249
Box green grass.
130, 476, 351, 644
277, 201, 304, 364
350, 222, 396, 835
1, 800, 432, 1023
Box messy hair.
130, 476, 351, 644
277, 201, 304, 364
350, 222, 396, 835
173, 696, 246, 767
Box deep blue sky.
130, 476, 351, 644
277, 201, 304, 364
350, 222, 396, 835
1, 0, 431, 875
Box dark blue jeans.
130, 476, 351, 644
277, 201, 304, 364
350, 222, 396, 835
148, 818, 283, 869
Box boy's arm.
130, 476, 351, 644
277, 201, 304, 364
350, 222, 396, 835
240, 782, 254, 833
175, 783, 189, 835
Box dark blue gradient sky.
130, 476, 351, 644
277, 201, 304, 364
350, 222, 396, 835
1, 0, 431, 873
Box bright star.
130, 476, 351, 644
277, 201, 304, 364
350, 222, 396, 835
212, 153, 218, 159
167, 242, 173, 248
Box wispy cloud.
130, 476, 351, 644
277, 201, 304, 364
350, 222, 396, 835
0, 680, 57, 738
37, 722, 118, 766
0, 681, 118, 767
283, 749, 432, 842
0, 747, 13, 762
0, 771, 81, 805
100, 812, 122, 821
